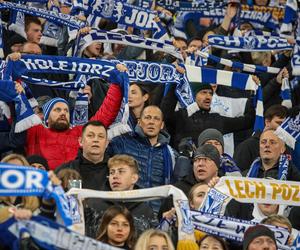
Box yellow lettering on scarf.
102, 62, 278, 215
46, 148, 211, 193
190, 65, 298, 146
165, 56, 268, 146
244, 180, 255, 198
255, 181, 266, 199
225, 180, 238, 198
271, 183, 300, 202
235, 180, 246, 198
291, 185, 300, 202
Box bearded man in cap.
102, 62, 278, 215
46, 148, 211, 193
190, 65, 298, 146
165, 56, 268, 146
22, 65, 127, 170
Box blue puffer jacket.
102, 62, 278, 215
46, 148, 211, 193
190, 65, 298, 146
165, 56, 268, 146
107, 126, 177, 189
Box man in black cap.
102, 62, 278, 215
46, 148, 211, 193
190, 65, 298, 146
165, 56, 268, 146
243, 225, 277, 250
159, 144, 220, 215
161, 83, 255, 149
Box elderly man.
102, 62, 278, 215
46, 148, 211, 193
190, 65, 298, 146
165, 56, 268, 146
159, 144, 221, 216
246, 129, 300, 181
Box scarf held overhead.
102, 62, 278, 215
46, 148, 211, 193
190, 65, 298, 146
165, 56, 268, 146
0, 164, 72, 226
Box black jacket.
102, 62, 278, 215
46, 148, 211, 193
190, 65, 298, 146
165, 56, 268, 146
249, 160, 300, 181
161, 85, 255, 148
85, 185, 158, 238
55, 151, 108, 191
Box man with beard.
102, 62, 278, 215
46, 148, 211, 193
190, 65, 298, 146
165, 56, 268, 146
24, 65, 126, 170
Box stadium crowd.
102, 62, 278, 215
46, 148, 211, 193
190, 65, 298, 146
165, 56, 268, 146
1, 0, 300, 249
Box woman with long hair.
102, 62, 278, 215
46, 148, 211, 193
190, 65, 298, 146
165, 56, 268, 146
128, 83, 150, 129
134, 229, 174, 250
97, 206, 136, 249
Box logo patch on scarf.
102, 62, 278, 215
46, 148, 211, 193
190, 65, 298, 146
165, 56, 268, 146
177, 200, 194, 234
200, 188, 229, 215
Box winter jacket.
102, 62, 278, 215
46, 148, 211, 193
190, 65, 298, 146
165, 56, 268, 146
161, 85, 255, 149
246, 159, 300, 181
25, 84, 122, 170
55, 150, 109, 191
233, 131, 261, 172
85, 185, 158, 238
107, 126, 177, 189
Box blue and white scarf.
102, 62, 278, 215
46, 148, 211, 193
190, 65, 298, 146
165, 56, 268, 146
292, 37, 300, 76
246, 154, 289, 180
280, 0, 298, 35
90, 0, 165, 34
0, 12, 4, 59
0, 2, 85, 29
220, 153, 242, 176
208, 35, 293, 52
185, 46, 209, 67
0, 216, 122, 250
0, 164, 73, 226
281, 78, 292, 108
197, 51, 280, 74
156, 0, 225, 12
78, 29, 182, 59
158, 209, 290, 249
0, 79, 41, 132
185, 65, 264, 131
275, 113, 300, 150
292, 233, 300, 250
190, 210, 290, 249
41, 4, 61, 47
71, 79, 89, 126
9, 54, 195, 133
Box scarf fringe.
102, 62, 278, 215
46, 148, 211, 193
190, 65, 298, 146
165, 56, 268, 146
28, 98, 38, 109
40, 36, 58, 47
14, 113, 41, 133
275, 125, 296, 149
108, 122, 132, 140
186, 102, 199, 117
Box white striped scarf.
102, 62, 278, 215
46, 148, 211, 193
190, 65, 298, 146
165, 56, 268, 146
275, 112, 300, 149
197, 51, 280, 74
208, 35, 293, 52
185, 65, 264, 131
78, 29, 182, 60
280, 0, 298, 36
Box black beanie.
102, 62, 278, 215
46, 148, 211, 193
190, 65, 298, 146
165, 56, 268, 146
193, 144, 220, 168
190, 82, 213, 97
243, 225, 277, 250
27, 155, 49, 171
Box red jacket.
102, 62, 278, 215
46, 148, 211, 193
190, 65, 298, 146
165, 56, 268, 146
26, 84, 122, 170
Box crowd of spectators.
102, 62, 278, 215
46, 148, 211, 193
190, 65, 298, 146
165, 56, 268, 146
1, 0, 300, 249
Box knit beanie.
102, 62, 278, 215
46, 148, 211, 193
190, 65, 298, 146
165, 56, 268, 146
27, 154, 49, 171
193, 144, 220, 168
190, 82, 213, 98
42, 97, 69, 126
243, 225, 277, 250
198, 128, 224, 149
